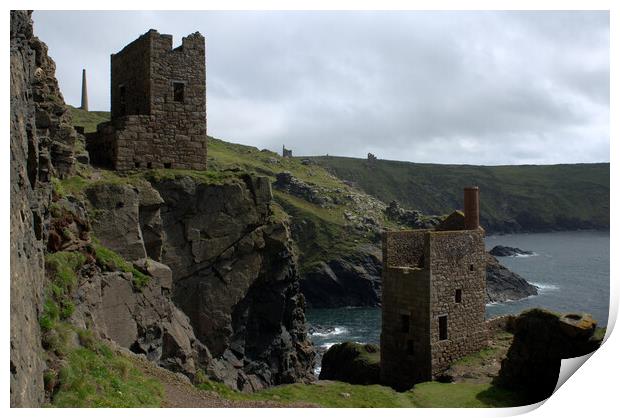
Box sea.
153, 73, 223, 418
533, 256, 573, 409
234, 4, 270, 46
306, 231, 610, 357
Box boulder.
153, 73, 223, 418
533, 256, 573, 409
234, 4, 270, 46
319, 342, 380, 385
495, 309, 603, 403
133, 258, 172, 290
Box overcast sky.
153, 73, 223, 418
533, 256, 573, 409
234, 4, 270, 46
32, 11, 609, 165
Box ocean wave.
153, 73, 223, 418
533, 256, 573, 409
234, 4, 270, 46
514, 252, 538, 258
320, 342, 336, 350
531, 282, 559, 291
311, 326, 347, 337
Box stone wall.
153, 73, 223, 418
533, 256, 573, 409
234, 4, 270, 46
88, 30, 207, 171
380, 266, 431, 390
110, 31, 152, 118
382, 230, 426, 269
427, 230, 487, 376
380, 228, 487, 389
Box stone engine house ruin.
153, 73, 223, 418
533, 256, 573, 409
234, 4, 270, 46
87, 29, 207, 171
380, 187, 487, 390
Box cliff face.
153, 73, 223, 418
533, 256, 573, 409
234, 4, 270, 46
10, 11, 314, 405
85, 175, 315, 391
10, 10, 80, 407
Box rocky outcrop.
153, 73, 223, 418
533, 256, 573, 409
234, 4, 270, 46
10, 10, 82, 407
485, 254, 538, 303
385, 200, 441, 229
301, 244, 382, 308
319, 342, 380, 385
495, 309, 602, 403
71, 264, 211, 377
274, 172, 333, 207
489, 245, 534, 257
86, 183, 149, 260
300, 246, 536, 308
84, 175, 315, 391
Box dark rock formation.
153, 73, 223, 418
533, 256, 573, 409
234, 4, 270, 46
300, 245, 536, 308
84, 175, 315, 391
489, 245, 534, 257
10, 10, 81, 407
385, 200, 441, 229
319, 342, 380, 385
495, 309, 602, 404
485, 254, 538, 303
301, 244, 382, 308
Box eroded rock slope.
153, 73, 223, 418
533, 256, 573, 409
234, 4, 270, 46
85, 175, 315, 391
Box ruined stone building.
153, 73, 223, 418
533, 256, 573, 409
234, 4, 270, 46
87, 29, 207, 171
380, 187, 487, 390
282, 145, 293, 158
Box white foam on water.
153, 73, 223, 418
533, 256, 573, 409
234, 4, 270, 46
531, 282, 560, 292
311, 326, 347, 337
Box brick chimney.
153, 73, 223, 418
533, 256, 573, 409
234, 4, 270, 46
463, 186, 480, 230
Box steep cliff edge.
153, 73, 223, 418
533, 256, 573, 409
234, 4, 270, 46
81, 174, 315, 391
10, 10, 81, 406
10, 11, 314, 405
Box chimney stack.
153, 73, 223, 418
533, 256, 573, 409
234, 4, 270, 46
80, 69, 88, 111
463, 186, 480, 230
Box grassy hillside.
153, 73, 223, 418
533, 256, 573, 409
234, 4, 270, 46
68, 105, 110, 132
312, 156, 609, 232
68, 103, 608, 237
207, 138, 394, 271
67, 105, 392, 272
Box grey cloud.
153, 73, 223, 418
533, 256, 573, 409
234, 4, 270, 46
32, 10, 609, 165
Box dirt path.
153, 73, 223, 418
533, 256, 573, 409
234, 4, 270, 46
132, 354, 316, 408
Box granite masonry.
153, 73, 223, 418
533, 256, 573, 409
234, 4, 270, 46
380, 187, 488, 390
87, 29, 207, 171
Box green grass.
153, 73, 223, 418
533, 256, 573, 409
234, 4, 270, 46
313, 156, 610, 232
41, 252, 86, 331
54, 167, 236, 200
68, 105, 110, 133
196, 379, 526, 408
408, 381, 526, 408
52, 342, 163, 407
206, 136, 383, 271
92, 242, 150, 289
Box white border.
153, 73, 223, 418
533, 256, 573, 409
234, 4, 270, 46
2, 1, 616, 417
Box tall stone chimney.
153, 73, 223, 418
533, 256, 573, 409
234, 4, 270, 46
463, 186, 480, 230
80, 69, 88, 111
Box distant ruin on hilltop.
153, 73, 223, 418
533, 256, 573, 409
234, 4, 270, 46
87, 29, 207, 171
